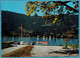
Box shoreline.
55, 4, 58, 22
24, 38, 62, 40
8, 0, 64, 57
1, 45, 79, 57
2, 36, 79, 39
31, 46, 79, 57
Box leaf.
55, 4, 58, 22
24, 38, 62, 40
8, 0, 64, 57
34, 2, 37, 5
44, 16, 47, 19
45, 21, 48, 24
25, 5, 27, 7
38, 1, 42, 3
52, 20, 56, 24
34, 13, 38, 17
41, 11, 43, 12
33, 12, 36, 14
26, 14, 30, 16
55, 18, 58, 20
37, 10, 39, 12
74, 4, 78, 8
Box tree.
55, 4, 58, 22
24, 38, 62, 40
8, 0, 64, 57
25, 1, 79, 24
63, 38, 70, 49
63, 29, 75, 49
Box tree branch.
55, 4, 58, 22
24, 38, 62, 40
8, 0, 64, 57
57, 1, 79, 13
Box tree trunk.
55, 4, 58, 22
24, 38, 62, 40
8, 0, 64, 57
65, 44, 67, 48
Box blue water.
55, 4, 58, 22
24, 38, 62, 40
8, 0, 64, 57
2, 37, 79, 46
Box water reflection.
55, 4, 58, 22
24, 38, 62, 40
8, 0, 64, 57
70, 39, 72, 43
61, 38, 63, 41
2, 37, 78, 46
42, 38, 45, 41
53, 39, 56, 45
49, 38, 51, 41
37, 38, 39, 41
12, 37, 14, 41
28, 37, 30, 40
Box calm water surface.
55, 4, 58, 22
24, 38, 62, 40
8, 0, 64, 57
2, 37, 79, 46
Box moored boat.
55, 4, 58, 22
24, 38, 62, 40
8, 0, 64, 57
36, 41, 48, 44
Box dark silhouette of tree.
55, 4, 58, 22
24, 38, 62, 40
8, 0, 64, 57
2, 23, 8, 36
2, 22, 10, 41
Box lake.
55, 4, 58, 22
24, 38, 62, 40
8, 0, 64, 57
2, 37, 79, 46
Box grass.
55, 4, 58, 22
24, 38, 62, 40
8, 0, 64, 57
2, 46, 33, 57
64, 44, 79, 48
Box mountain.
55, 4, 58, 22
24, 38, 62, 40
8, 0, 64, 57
2, 11, 79, 36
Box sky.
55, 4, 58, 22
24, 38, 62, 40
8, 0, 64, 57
1, 1, 78, 16
1, 1, 27, 15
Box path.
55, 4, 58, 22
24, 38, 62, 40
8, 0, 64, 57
2, 45, 27, 55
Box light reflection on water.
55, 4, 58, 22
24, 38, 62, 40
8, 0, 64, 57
2, 37, 78, 46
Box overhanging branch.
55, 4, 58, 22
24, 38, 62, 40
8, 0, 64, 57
57, 1, 79, 13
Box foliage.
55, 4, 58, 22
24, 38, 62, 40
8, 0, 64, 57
67, 44, 79, 48
64, 44, 79, 48
25, 1, 79, 24
64, 38, 70, 43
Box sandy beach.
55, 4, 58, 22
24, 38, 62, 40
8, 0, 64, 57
31, 46, 79, 57
2, 45, 79, 57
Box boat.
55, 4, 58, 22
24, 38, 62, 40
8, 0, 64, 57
3, 41, 14, 44
36, 41, 48, 44
23, 42, 29, 45
20, 41, 29, 45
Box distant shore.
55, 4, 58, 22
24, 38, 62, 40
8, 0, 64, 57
2, 36, 79, 39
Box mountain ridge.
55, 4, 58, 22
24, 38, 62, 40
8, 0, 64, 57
2, 10, 79, 37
